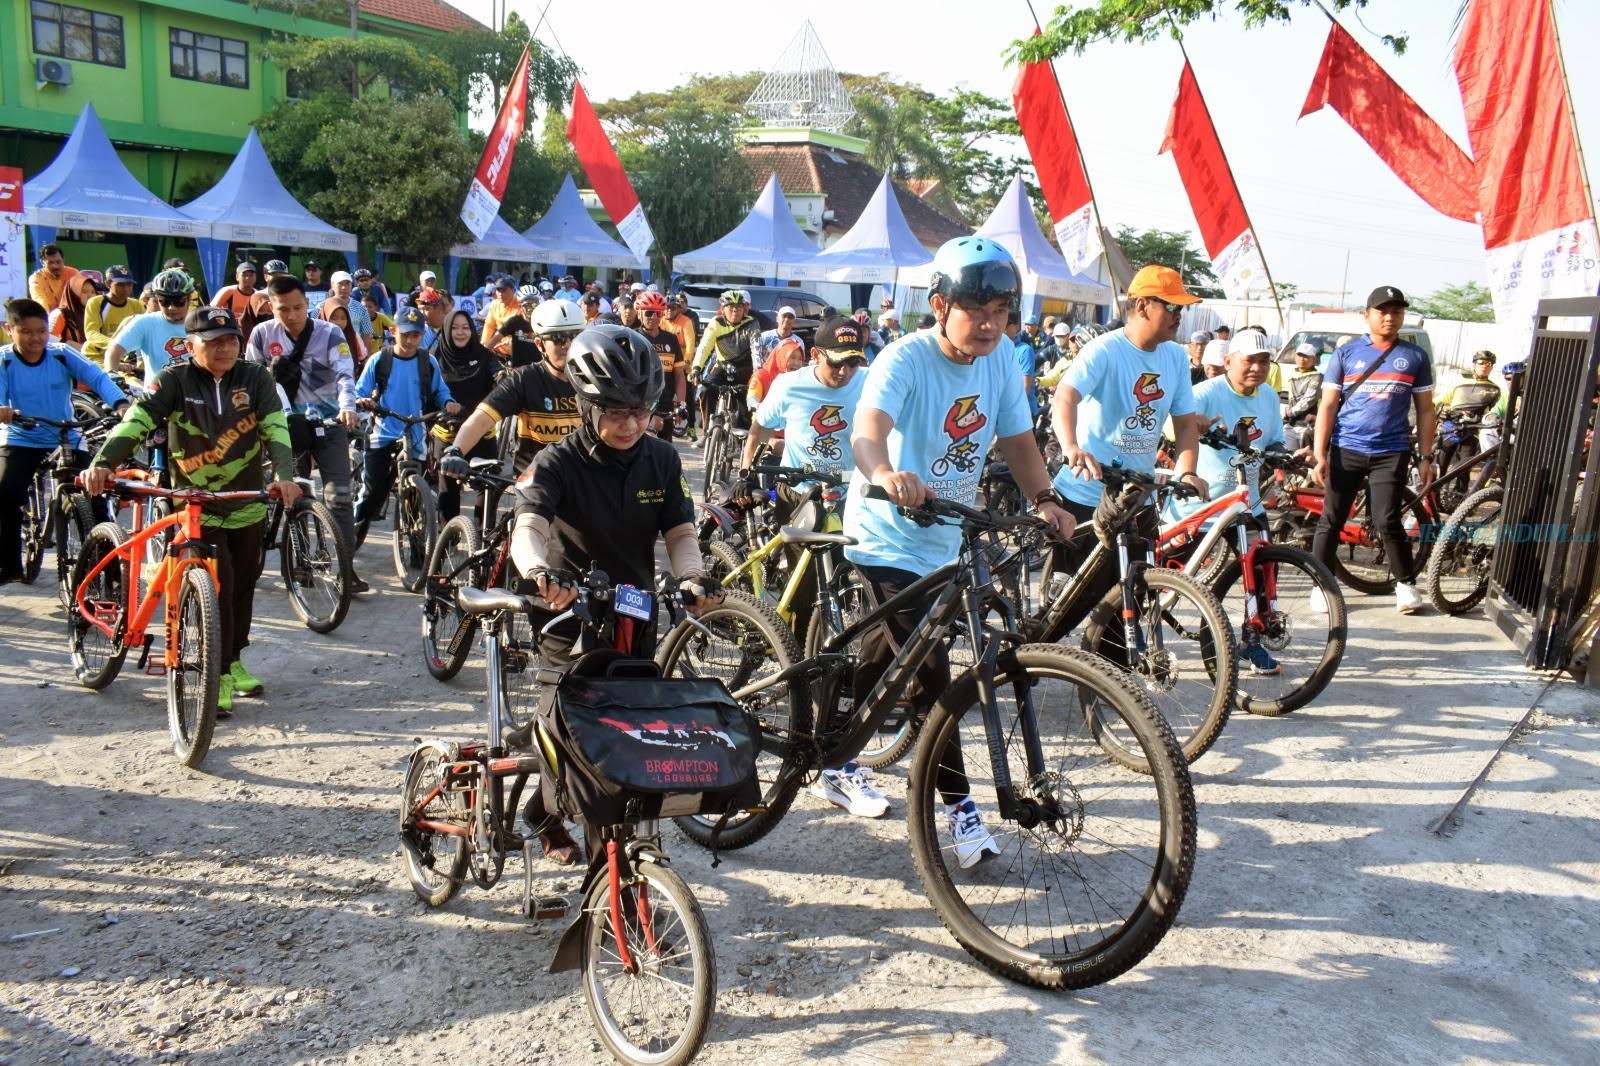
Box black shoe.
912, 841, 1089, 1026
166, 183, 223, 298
350, 576, 372, 594
0, 571, 24, 585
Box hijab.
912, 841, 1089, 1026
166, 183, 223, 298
435, 308, 498, 411
318, 297, 367, 365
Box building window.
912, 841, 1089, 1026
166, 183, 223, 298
169, 28, 249, 89
31, 2, 125, 68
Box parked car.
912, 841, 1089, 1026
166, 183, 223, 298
1277, 321, 1434, 371
679, 284, 831, 346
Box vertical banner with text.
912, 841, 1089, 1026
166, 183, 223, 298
567, 81, 654, 261
0, 167, 23, 304
460, 46, 531, 241
1012, 37, 1099, 276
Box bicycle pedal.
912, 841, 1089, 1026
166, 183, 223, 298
526, 895, 569, 921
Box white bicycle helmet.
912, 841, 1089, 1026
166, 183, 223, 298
530, 298, 585, 337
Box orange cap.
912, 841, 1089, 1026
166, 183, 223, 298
1127, 265, 1202, 306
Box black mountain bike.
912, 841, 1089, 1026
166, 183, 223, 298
11, 413, 112, 605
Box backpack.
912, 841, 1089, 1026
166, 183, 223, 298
372, 345, 440, 415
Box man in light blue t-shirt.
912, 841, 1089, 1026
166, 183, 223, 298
104, 269, 193, 384
743, 315, 869, 478
842, 237, 1074, 863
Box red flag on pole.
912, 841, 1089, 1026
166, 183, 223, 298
1159, 61, 1270, 301
1300, 22, 1477, 223
460, 45, 531, 240
1011, 36, 1098, 275
567, 81, 654, 260
1455, 0, 1596, 334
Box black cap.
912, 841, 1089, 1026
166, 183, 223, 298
582, 292, 600, 304
815, 315, 867, 358
236, 261, 259, 275
305, 260, 321, 270
495, 276, 516, 290
184, 305, 241, 340
1366, 285, 1408, 309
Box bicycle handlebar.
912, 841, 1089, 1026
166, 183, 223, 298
362, 404, 442, 425
86, 474, 278, 504
1196, 427, 1305, 472
750, 463, 844, 486
11, 413, 117, 431
862, 484, 1050, 533
1101, 463, 1203, 500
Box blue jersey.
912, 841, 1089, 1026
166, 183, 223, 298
843, 332, 1032, 574
1324, 336, 1432, 454
1168, 376, 1285, 524
1052, 329, 1196, 507
354, 350, 454, 450
114, 313, 188, 386
1014, 338, 1039, 412
753, 365, 869, 477
0, 344, 126, 448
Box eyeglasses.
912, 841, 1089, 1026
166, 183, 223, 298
598, 406, 650, 425
825, 355, 867, 369
640, 310, 662, 318
158, 296, 189, 308
544, 335, 574, 346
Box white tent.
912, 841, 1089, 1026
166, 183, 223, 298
673, 173, 819, 277
976, 176, 1113, 306
780, 174, 932, 284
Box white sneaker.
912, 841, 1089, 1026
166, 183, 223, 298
947, 798, 1001, 870
810, 762, 889, 818
1395, 582, 1425, 614
1308, 587, 1329, 614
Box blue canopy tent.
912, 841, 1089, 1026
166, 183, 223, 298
23, 103, 207, 275
975, 175, 1114, 313
780, 174, 932, 311
444, 213, 543, 298
521, 176, 647, 275
672, 172, 818, 281
179, 128, 357, 299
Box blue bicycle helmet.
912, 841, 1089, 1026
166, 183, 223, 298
927, 237, 1020, 309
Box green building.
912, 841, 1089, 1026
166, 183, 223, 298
0, 0, 482, 272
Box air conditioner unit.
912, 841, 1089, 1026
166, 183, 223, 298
36, 58, 72, 88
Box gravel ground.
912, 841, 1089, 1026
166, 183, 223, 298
2, 449, 1597, 1065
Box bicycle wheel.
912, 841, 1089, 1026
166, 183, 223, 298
1079, 567, 1236, 767
803, 571, 918, 770
282, 499, 353, 633
392, 472, 438, 593
422, 516, 482, 681
581, 856, 714, 1066
1426, 485, 1502, 615
700, 429, 726, 502
167, 566, 222, 768
54, 492, 96, 608
1329, 488, 1396, 595
703, 538, 748, 594
68, 522, 130, 690
398, 742, 469, 906
1212, 544, 1347, 716
660, 591, 805, 850
907, 643, 1195, 990
21, 472, 50, 584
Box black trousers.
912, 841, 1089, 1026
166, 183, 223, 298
201, 521, 266, 666
0, 446, 105, 577
1312, 447, 1415, 583
432, 435, 498, 523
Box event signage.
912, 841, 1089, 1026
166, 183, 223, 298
0, 167, 22, 306
1011, 33, 1100, 276
567, 81, 655, 261
460, 46, 531, 241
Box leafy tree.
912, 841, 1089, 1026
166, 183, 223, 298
849, 93, 946, 184
493, 131, 568, 233
623, 105, 754, 278
1409, 280, 1494, 322
594, 74, 762, 142
1011, 1, 1409, 63
429, 13, 579, 115
263, 36, 458, 101
1114, 225, 1220, 295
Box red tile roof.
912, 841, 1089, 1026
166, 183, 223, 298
359, 0, 484, 33
741, 143, 970, 250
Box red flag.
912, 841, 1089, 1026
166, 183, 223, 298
460, 46, 530, 240
1300, 22, 1477, 223
1159, 61, 1270, 300
1011, 35, 1097, 274
566, 81, 654, 259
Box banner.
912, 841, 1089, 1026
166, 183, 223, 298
0, 167, 22, 305
1455, 0, 1597, 341
1160, 61, 1271, 300
567, 81, 655, 260
460, 46, 531, 241
1300, 22, 1477, 223
1012, 35, 1099, 275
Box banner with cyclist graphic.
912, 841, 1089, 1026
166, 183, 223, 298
0, 166, 22, 306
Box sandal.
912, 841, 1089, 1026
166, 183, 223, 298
539, 824, 580, 866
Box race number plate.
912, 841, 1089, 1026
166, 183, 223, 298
614, 584, 653, 621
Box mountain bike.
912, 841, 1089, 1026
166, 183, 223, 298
660, 488, 1197, 990
697, 371, 747, 502
1424, 483, 1503, 614
353, 404, 440, 592
259, 472, 352, 633
9, 413, 112, 605
422, 456, 521, 682
400, 569, 729, 1065
69, 473, 273, 767
1272, 473, 1445, 595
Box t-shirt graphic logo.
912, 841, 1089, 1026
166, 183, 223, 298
1124, 372, 1164, 431
1232, 415, 1263, 443
164, 337, 187, 360
932, 395, 986, 477
807, 403, 847, 461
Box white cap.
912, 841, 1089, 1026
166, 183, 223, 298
630, 282, 645, 292
419, 270, 437, 282
1228, 333, 1273, 358
329, 270, 353, 285
1052, 322, 1071, 338
778, 305, 797, 317
1202, 339, 1230, 367
1295, 342, 1318, 358
881, 309, 899, 322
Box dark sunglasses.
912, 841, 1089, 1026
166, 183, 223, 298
158, 296, 189, 308
826, 355, 867, 368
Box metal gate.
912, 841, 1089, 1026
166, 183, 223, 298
1487, 296, 1600, 669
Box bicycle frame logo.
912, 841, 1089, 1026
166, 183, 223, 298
1124, 372, 1165, 432
932, 395, 986, 476
807, 403, 847, 462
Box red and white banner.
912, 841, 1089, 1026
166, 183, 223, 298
460, 46, 531, 241
0, 166, 23, 306
1160, 62, 1270, 301
1012, 34, 1098, 275
1456, 0, 1597, 339
567, 81, 654, 260
1300, 22, 1477, 223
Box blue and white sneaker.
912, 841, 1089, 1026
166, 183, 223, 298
947, 797, 1000, 869
1239, 635, 1281, 676
810, 762, 889, 818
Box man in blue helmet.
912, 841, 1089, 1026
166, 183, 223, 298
842, 236, 1075, 863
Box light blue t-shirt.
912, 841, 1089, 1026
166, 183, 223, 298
843, 332, 1032, 574
354, 349, 454, 451
113, 313, 187, 386
1167, 375, 1285, 524
754, 364, 869, 476
1053, 329, 1196, 507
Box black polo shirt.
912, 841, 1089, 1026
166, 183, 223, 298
514, 426, 693, 590
476, 363, 580, 472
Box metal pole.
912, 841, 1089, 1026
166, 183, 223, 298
1549, 0, 1598, 251
1340, 249, 1350, 308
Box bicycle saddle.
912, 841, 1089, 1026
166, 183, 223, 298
458, 587, 527, 615
777, 526, 856, 547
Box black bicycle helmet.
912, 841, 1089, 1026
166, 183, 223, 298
927, 237, 1020, 309
565, 324, 664, 414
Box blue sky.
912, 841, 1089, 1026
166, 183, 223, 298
462, 0, 1600, 303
